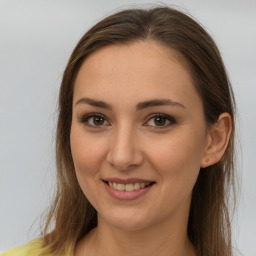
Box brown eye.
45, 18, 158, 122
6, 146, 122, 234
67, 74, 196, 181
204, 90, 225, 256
80, 113, 109, 128
93, 116, 105, 125
146, 114, 176, 129
154, 116, 167, 126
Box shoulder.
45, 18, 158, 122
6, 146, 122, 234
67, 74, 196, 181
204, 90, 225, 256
1, 239, 46, 256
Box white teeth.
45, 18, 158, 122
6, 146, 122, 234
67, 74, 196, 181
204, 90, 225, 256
125, 184, 134, 192
134, 183, 141, 190
113, 182, 118, 189
108, 181, 151, 191
117, 183, 125, 191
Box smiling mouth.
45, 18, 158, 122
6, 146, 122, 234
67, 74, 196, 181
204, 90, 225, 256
103, 180, 155, 192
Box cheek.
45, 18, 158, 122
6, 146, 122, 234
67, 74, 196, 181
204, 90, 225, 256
70, 125, 107, 181
70, 125, 109, 207
147, 130, 205, 193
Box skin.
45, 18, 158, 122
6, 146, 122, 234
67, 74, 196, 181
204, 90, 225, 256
70, 41, 232, 256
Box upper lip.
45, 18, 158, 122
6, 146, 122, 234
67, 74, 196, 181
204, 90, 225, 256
103, 177, 155, 184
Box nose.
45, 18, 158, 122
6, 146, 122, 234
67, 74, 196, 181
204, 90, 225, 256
106, 125, 144, 171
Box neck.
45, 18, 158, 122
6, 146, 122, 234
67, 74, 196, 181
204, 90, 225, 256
75, 215, 196, 256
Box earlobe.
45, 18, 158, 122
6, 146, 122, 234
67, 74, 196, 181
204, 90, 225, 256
200, 112, 232, 168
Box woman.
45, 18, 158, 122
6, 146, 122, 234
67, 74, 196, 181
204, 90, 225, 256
2, 5, 237, 256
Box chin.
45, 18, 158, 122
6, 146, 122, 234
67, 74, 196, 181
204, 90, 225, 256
99, 208, 152, 231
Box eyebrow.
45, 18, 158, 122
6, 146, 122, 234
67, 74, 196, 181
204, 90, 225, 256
75, 97, 185, 110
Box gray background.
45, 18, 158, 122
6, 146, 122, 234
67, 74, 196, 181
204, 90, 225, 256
0, 0, 255, 255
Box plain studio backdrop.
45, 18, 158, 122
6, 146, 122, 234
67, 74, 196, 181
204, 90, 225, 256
0, 0, 255, 255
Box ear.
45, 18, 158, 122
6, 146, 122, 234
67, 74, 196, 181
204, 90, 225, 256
200, 112, 232, 168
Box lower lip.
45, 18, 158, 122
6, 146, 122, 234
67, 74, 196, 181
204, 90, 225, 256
103, 182, 154, 200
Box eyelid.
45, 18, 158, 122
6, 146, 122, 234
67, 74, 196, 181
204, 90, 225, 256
79, 112, 176, 129
79, 112, 110, 128
144, 113, 176, 129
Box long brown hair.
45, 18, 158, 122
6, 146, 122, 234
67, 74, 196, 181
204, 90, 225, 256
42, 6, 237, 256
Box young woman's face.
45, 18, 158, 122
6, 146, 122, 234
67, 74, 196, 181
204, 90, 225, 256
70, 41, 210, 231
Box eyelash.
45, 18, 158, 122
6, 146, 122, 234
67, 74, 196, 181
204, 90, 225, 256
79, 112, 176, 129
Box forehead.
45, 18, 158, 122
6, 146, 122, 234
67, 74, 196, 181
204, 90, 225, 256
73, 41, 201, 110
78, 40, 189, 80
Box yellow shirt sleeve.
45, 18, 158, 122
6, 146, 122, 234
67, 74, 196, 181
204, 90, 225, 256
1, 238, 72, 256
1, 239, 47, 256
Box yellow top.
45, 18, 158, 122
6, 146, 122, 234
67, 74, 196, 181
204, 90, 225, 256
1, 239, 72, 256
